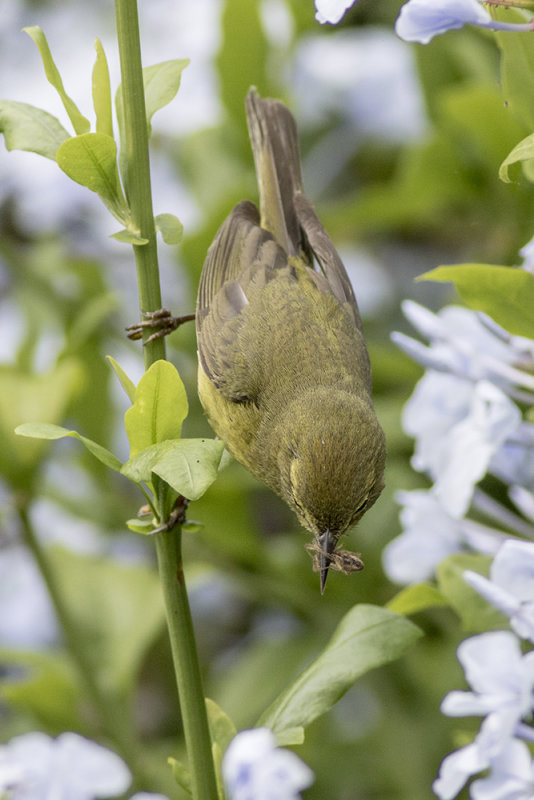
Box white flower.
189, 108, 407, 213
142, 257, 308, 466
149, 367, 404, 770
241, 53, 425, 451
222, 728, 314, 800
383, 490, 466, 583
441, 632, 534, 754
382, 489, 503, 584
393, 302, 534, 397
470, 739, 534, 800
464, 540, 534, 642
402, 374, 521, 518
432, 380, 521, 517
314, 0, 357, 24
0, 732, 131, 800
433, 736, 489, 800
395, 0, 534, 44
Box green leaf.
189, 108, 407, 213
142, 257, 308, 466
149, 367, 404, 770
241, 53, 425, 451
124, 360, 188, 457
107, 355, 136, 403
155, 213, 183, 244
495, 8, 534, 131
15, 422, 122, 472
121, 438, 226, 500
437, 554, 509, 632
386, 582, 448, 616
418, 264, 534, 339
143, 59, 189, 128
169, 758, 192, 795
0, 360, 83, 489
92, 38, 113, 138
56, 133, 129, 224
126, 518, 156, 534
206, 698, 237, 754
0, 100, 70, 159
499, 133, 534, 183
23, 26, 90, 135
115, 58, 189, 184
217, 0, 268, 124
110, 228, 149, 245
48, 547, 165, 694
258, 604, 421, 735
275, 727, 305, 746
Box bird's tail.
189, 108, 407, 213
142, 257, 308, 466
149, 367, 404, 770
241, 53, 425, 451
245, 88, 304, 258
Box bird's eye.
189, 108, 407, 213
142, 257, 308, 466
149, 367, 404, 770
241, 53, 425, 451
354, 496, 368, 515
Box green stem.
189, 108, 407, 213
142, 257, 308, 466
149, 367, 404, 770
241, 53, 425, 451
155, 527, 218, 800
17, 502, 141, 775
115, 0, 164, 369
114, 2, 218, 798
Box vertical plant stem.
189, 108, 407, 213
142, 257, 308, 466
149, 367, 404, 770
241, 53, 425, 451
114, 2, 218, 797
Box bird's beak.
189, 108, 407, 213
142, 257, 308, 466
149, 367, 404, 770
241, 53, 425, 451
318, 530, 335, 595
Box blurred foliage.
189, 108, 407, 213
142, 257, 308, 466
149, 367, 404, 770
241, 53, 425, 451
1, 0, 533, 798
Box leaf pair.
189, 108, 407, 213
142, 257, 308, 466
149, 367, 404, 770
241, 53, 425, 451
0, 27, 186, 243
16, 359, 228, 518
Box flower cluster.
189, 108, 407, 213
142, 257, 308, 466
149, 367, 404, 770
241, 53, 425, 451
433, 539, 534, 799
314, 0, 534, 42
383, 300, 534, 585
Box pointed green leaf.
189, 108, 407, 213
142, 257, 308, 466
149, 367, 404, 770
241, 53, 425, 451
169, 758, 192, 795
386, 582, 448, 616
110, 228, 149, 245
143, 59, 189, 126
23, 26, 90, 135
155, 213, 183, 244
56, 133, 129, 224
15, 422, 122, 472
206, 698, 237, 754
126, 518, 156, 534
499, 133, 534, 183
92, 38, 113, 138
107, 355, 136, 403
121, 438, 225, 500
124, 360, 188, 456
0, 100, 70, 159
258, 605, 421, 735
418, 263, 534, 338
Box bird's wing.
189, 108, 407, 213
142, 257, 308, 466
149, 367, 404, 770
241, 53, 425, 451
196, 199, 286, 397
294, 191, 364, 333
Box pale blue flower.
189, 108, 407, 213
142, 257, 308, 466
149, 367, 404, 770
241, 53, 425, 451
382, 490, 503, 584
403, 374, 521, 517
441, 632, 534, 751
393, 302, 534, 398
395, 0, 534, 44
470, 739, 534, 800
223, 728, 314, 800
464, 540, 534, 642
314, 0, 357, 24
433, 735, 489, 800
0, 732, 131, 800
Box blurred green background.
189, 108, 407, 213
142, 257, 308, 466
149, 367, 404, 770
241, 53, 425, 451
1, 0, 532, 797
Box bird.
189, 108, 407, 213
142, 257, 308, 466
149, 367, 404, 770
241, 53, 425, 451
195, 88, 386, 592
